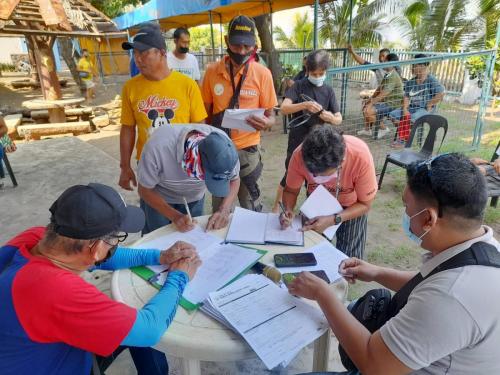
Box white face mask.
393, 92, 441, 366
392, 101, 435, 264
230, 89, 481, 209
308, 74, 326, 87
310, 171, 338, 184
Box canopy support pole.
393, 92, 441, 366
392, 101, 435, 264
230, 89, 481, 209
340, 0, 354, 115
313, 0, 319, 49
219, 14, 223, 54
209, 11, 216, 60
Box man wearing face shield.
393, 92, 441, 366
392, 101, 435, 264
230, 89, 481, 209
0, 183, 201, 375
202, 15, 278, 212
167, 27, 201, 83
289, 154, 500, 375
280, 126, 377, 259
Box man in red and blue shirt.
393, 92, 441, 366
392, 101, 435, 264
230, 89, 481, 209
0, 183, 201, 375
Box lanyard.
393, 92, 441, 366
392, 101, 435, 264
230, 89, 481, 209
228, 61, 249, 109
335, 165, 342, 199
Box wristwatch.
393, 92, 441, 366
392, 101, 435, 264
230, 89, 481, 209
333, 214, 342, 225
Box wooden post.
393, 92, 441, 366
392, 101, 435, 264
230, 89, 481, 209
25, 37, 39, 82
31, 36, 65, 123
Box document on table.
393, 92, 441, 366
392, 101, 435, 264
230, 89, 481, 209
136, 226, 221, 275
300, 184, 343, 240
221, 108, 265, 133
132, 226, 264, 308
203, 274, 328, 370
225, 207, 304, 246
275, 241, 348, 283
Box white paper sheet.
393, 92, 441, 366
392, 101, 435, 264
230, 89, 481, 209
265, 214, 303, 246
139, 226, 224, 285
221, 108, 265, 132
274, 241, 348, 283
225, 207, 267, 244
300, 184, 343, 240
206, 274, 328, 370
182, 243, 262, 304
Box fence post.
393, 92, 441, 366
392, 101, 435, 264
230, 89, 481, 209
474, 21, 500, 148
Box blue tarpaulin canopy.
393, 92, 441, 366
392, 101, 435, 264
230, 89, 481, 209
113, 0, 331, 31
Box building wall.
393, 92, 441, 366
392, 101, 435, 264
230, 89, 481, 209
0, 37, 26, 64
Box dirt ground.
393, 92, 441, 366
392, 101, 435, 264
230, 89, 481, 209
1, 71, 499, 301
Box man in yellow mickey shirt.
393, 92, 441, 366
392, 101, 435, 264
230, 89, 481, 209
119, 25, 207, 191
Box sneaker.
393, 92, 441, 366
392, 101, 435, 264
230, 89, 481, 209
357, 129, 372, 136
376, 127, 390, 139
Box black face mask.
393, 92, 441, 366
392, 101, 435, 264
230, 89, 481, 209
94, 244, 118, 266
179, 46, 189, 54
227, 48, 252, 66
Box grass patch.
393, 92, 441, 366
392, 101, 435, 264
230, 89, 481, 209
485, 205, 500, 225
367, 245, 422, 270
388, 222, 400, 232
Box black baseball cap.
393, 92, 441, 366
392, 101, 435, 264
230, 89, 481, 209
228, 15, 256, 46
122, 25, 166, 52
49, 183, 145, 239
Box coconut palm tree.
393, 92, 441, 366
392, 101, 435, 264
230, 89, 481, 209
273, 12, 314, 49
398, 0, 489, 51
318, 0, 403, 48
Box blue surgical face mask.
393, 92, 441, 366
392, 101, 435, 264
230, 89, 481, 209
402, 208, 430, 246
308, 74, 326, 87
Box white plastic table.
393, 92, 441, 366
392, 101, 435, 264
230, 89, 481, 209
111, 215, 348, 375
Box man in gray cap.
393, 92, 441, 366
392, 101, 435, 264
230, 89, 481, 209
0, 183, 201, 375
138, 124, 240, 233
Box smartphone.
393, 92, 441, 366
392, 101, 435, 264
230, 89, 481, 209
283, 270, 331, 286
274, 252, 317, 268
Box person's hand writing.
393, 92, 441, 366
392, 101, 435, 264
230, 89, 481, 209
279, 210, 294, 229
287, 271, 330, 301
246, 114, 272, 131
159, 241, 197, 266
338, 257, 379, 284
173, 213, 196, 233
302, 215, 333, 234
302, 101, 323, 114
206, 209, 230, 231
169, 255, 202, 281
119, 166, 137, 191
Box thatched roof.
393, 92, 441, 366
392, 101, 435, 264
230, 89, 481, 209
0, 0, 126, 37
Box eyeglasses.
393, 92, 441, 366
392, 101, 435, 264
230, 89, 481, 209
102, 232, 128, 247
411, 154, 449, 216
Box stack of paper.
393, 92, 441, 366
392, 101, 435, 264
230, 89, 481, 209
225, 207, 304, 246
132, 226, 265, 309
300, 184, 343, 240
201, 274, 328, 370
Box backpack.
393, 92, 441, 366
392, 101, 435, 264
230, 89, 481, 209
339, 241, 500, 372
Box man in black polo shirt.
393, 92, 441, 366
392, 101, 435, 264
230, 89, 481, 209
273, 49, 342, 211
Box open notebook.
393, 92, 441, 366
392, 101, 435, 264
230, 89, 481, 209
225, 207, 304, 246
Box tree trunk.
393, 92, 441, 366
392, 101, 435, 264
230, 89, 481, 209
58, 37, 81, 87
254, 14, 282, 92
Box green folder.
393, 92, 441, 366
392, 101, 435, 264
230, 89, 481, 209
131, 246, 267, 311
